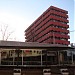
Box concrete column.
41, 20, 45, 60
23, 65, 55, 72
0, 52, 1, 65
41, 50, 42, 66
58, 51, 60, 65
60, 52, 63, 63
71, 51, 74, 65
22, 50, 23, 65
0, 49, 2, 65
13, 50, 15, 65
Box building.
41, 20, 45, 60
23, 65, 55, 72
25, 6, 70, 46
0, 40, 75, 75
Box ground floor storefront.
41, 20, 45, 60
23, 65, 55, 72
0, 41, 75, 75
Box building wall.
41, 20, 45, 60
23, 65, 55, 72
25, 6, 70, 46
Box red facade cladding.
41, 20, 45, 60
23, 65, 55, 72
50, 6, 68, 14
35, 27, 69, 38
37, 33, 70, 42
25, 21, 69, 39
25, 6, 70, 46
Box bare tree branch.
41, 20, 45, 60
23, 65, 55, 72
0, 24, 14, 41
0, 25, 4, 36
6, 31, 14, 41
3, 25, 8, 40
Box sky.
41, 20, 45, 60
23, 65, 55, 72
0, 0, 74, 43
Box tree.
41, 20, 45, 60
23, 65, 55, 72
0, 24, 14, 41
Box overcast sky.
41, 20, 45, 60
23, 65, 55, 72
0, 0, 74, 43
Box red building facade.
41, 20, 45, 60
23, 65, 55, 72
25, 6, 70, 46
